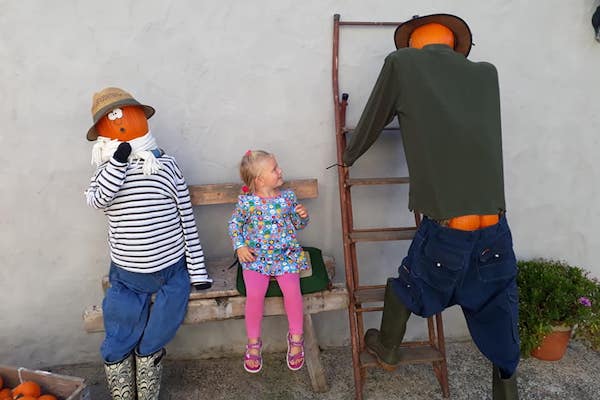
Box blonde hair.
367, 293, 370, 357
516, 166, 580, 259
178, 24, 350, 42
239, 150, 274, 193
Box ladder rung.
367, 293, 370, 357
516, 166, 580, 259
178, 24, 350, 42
343, 126, 400, 134
346, 177, 409, 186
339, 21, 403, 27
349, 227, 416, 242
360, 346, 444, 368
354, 286, 385, 303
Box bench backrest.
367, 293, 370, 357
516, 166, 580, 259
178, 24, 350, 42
189, 179, 318, 206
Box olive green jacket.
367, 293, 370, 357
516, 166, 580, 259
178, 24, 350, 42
343, 44, 506, 220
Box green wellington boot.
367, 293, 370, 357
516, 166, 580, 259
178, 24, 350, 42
492, 366, 519, 400
136, 348, 166, 400
364, 278, 412, 370
104, 353, 136, 400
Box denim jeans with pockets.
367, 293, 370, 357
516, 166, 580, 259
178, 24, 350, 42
391, 215, 520, 376
101, 256, 191, 363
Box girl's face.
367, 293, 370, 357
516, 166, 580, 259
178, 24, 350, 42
257, 156, 283, 190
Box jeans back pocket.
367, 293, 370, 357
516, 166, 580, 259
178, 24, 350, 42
414, 236, 466, 292
476, 231, 517, 283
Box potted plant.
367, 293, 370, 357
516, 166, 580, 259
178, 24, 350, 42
517, 258, 600, 360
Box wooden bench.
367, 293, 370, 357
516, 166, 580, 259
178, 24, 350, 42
82, 179, 349, 393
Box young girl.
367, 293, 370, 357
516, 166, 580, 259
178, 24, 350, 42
228, 150, 310, 373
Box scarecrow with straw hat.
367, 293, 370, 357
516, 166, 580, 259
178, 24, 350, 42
84, 87, 212, 400
343, 14, 520, 399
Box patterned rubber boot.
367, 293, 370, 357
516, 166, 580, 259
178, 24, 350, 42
364, 278, 412, 370
104, 353, 136, 400
136, 348, 166, 400
492, 366, 519, 400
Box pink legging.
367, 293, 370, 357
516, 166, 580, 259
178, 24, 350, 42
243, 269, 303, 339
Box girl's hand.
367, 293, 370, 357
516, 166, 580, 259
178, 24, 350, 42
295, 204, 308, 219
236, 246, 256, 263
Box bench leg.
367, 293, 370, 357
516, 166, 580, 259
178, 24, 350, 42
303, 313, 329, 392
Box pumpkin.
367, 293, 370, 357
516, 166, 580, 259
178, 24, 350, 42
11, 381, 41, 398
409, 23, 455, 50
448, 214, 480, 231
0, 388, 10, 399
480, 214, 499, 228
39, 395, 59, 400
95, 105, 148, 141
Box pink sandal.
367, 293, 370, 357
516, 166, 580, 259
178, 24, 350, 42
286, 333, 305, 371
244, 339, 263, 373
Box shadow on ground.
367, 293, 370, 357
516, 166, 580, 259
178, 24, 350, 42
49, 340, 600, 399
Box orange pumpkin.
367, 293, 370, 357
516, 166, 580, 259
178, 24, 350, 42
448, 214, 480, 231
95, 105, 149, 141
39, 395, 59, 400
409, 23, 455, 50
0, 388, 10, 399
11, 381, 41, 398
480, 214, 499, 228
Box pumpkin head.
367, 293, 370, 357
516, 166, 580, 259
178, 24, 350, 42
87, 87, 155, 141
409, 23, 455, 50
95, 105, 149, 141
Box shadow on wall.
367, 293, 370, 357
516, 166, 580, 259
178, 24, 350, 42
593, 5, 600, 42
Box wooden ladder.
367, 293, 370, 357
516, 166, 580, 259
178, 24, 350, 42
332, 14, 449, 400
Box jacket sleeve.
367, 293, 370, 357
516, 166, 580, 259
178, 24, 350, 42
228, 197, 248, 250
343, 54, 400, 166
84, 158, 128, 209
173, 163, 212, 285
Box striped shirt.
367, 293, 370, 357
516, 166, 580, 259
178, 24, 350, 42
85, 154, 211, 285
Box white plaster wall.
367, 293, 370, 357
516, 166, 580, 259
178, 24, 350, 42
1, 0, 599, 367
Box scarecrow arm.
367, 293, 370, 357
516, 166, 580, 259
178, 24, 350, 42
85, 157, 128, 209
343, 54, 399, 166
173, 163, 212, 287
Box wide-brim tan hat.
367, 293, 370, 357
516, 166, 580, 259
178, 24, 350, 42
86, 87, 155, 141
394, 14, 472, 56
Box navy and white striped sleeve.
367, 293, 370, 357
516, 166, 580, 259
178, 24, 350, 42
85, 158, 128, 209
173, 163, 212, 285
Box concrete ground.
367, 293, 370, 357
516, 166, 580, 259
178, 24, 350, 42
49, 339, 600, 400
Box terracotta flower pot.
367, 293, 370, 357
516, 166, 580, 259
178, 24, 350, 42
530, 325, 572, 361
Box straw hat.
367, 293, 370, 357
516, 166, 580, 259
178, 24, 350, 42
394, 14, 473, 56
87, 87, 155, 141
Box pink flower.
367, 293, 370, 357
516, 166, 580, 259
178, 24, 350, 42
578, 296, 592, 307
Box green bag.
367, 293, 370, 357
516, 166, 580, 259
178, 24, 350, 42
236, 246, 331, 297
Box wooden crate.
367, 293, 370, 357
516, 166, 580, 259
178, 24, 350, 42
0, 365, 89, 400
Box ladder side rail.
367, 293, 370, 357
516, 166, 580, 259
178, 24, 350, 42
435, 313, 450, 397
332, 13, 356, 296
333, 14, 364, 400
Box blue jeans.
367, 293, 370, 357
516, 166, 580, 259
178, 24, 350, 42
391, 215, 520, 377
101, 256, 191, 363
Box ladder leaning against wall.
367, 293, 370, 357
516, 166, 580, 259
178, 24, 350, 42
331, 14, 450, 400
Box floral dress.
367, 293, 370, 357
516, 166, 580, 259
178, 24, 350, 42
228, 189, 310, 276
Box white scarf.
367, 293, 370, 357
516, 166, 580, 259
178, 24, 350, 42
91, 131, 162, 175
